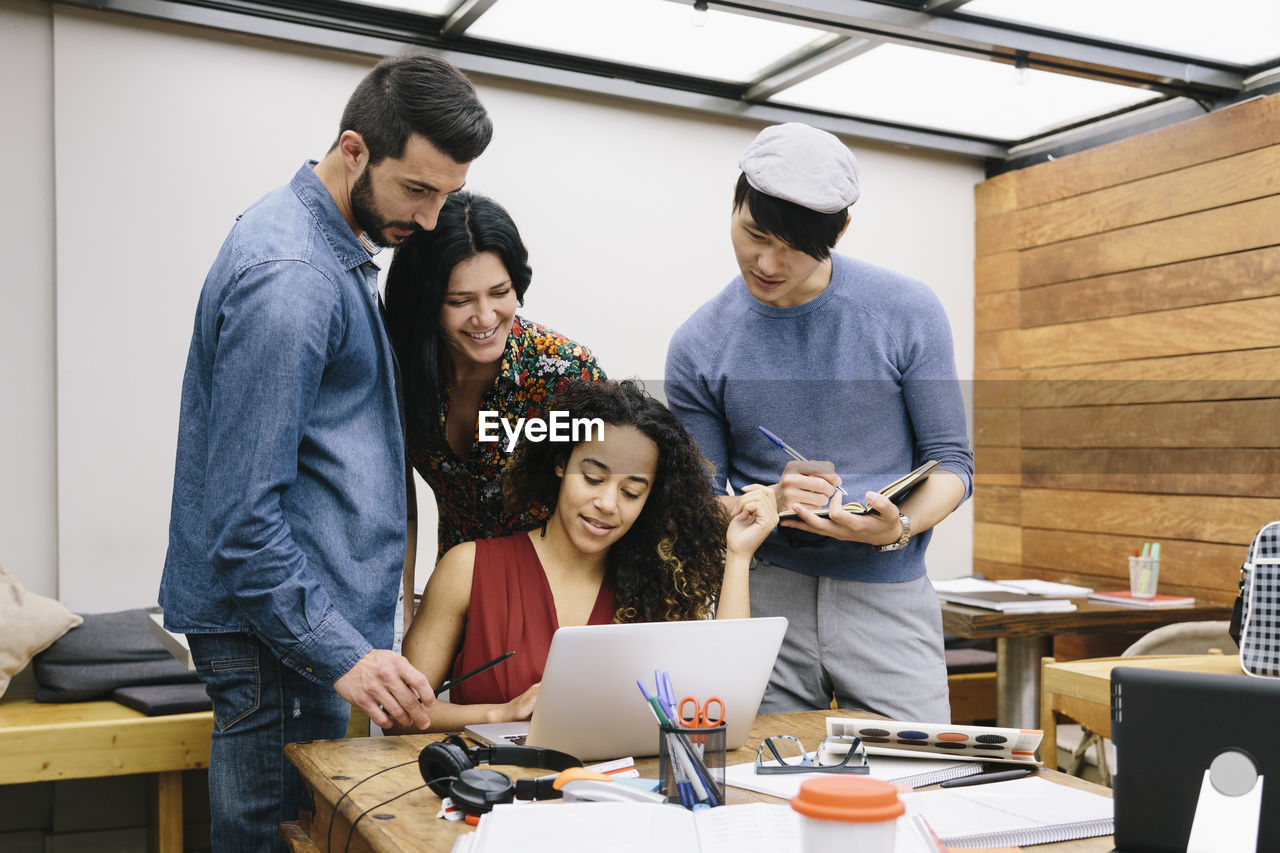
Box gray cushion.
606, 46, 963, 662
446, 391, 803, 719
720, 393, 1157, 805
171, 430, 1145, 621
33, 607, 200, 702
111, 683, 212, 716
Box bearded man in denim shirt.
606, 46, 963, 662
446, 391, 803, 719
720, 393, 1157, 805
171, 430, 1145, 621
159, 54, 491, 852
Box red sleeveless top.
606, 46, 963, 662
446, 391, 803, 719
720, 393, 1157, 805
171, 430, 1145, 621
450, 532, 616, 705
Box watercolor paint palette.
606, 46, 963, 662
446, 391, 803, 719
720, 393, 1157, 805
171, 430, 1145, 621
826, 716, 1042, 764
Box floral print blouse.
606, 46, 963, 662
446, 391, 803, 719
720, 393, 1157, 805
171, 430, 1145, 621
406, 315, 606, 559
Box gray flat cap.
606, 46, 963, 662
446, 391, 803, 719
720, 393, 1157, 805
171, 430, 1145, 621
738, 122, 860, 213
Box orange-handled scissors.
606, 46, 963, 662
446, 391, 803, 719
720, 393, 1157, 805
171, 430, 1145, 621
678, 696, 726, 731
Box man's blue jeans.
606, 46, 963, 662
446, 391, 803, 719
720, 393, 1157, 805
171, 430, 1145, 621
189, 631, 352, 853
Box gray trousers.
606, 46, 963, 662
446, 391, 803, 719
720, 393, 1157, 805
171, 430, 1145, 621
750, 558, 950, 723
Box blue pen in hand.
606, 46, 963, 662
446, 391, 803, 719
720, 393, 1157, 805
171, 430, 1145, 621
758, 426, 849, 497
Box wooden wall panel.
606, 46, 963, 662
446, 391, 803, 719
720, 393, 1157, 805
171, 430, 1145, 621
973, 407, 1020, 448
1018, 297, 1280, 368
1020, 449, 1280, 498
1021, 529, 1239, 594
973, 521, 1022, 564
1020, 246, 1280, 328
1021, 400, 1279, 449
973, 448, 1021, 487
975, 290, 1020, 332
1019, 195, 1280, 289
974, 330, 1021, 372
974, 252, 1019, 294
972, 92, 1280, 603
1013, 96, 1280, 208
1024, 348, 1280, 383
973, 485, 1021, 523
1019, 489, 1280, 543
1015, 145, 1280, 250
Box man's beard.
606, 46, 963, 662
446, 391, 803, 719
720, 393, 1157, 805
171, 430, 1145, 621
350, 168, 417, 248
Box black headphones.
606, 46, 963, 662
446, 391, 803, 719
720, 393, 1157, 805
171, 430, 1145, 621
418, 736, 583, 817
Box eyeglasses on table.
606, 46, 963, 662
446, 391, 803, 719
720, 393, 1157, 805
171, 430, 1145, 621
754, 734, 869, 775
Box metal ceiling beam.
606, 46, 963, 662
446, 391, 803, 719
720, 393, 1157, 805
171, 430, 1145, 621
922, 0, 974, 13
687, 0, 1244, 95
744, 34, 879, 102
440, 0, 498, 40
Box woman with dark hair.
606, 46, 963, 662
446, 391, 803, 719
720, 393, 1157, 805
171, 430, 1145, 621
383, 192, 605, 611
396, 380, 778, 733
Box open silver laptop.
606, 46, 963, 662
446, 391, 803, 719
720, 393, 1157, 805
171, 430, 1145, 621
464, 617, 787, 761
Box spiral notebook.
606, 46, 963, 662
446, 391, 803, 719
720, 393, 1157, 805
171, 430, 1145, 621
901, 776, 1114, 848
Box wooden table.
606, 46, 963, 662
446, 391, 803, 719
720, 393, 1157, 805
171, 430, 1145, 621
283, 709, 1113, 852
1039, 653, 1243, 759
940, 598, 1232, 729
0, 698, 213, 853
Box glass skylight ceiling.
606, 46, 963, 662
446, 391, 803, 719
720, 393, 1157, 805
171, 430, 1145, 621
324, 0, 1280, 154
353, 0, 453, 16
774, 43, 1163, 142
962, 0, 1280, 67
463, 0, 821, 83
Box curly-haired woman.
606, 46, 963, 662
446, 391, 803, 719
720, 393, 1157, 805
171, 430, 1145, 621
396, 380, 778, 733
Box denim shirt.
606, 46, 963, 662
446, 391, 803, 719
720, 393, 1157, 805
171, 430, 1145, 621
160, 162, 406, 686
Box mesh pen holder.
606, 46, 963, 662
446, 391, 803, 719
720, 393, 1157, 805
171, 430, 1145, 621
658, 723, 726, 808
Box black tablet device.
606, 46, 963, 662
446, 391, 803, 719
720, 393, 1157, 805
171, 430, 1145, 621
1111, 666, 1280, 852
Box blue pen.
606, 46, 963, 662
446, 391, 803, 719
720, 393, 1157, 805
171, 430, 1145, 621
758, 426, 849, 497
660, 671, 679, 721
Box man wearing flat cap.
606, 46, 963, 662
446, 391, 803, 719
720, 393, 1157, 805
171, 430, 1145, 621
665, 123, 973, 721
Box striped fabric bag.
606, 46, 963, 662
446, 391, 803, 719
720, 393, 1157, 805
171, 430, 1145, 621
1232, 521, 1280, 678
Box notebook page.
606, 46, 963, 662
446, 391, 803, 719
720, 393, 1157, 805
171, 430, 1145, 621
901, 776, 1113, 848
468, 802, 697, 853
692, 803, 800, 853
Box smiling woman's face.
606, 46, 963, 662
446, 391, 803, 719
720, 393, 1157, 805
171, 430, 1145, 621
438, 250, 518, 369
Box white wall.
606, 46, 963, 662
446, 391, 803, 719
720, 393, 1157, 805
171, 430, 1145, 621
0, 0, 58, 599
4, 4, 980, 613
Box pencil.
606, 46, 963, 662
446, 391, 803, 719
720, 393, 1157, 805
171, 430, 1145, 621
435, 650, 516, 695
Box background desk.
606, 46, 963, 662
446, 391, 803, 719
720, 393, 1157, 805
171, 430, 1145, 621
283, 709, 1113, 853
1040, 653, 1242, 759
940, 598, 1232, 729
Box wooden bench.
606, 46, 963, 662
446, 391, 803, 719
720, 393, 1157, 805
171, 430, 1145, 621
0, 696, 373, 851
0, 697, 214, 853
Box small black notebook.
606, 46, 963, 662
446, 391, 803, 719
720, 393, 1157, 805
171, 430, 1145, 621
778, 459, 939, 519
112, 682, 212, 716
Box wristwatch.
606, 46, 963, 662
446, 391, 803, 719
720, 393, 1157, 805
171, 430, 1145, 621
876, 513, 911, 552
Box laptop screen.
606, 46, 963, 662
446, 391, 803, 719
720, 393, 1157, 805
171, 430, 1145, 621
469, 617, 787, 761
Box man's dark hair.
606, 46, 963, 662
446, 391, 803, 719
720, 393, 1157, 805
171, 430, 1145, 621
733, 173, 848, 261
335, 53, 492, 165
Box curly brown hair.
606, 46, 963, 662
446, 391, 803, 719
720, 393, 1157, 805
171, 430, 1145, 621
503, 380, 730, 622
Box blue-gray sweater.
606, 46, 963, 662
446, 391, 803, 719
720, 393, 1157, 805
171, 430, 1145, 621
664, 253, 973, 582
